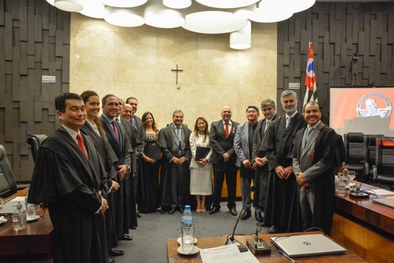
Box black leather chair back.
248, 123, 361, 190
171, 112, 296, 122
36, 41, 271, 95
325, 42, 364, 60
0, 144, 17, 198
27, 134, 48, 163
344, 132, 367, 178
374, 137, 394, 187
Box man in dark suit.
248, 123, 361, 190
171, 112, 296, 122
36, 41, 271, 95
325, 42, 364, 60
291, 102, 338, 234
264, 90, 306, 233
100, 94, 134, 244
209, 106, 239, 216
252, 99, 278, 223
234, 106, 260, 220
158, 110, 192, 214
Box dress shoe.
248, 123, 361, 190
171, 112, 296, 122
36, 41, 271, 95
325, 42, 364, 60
109, 248, 124, 257
168, 207, 176, 215
108, 257, 116, 263
267, 225, 278, 234
241, 209, 251, 220
136, 211, 141, 218
229, 207, 237, 216
255, 211, 264, 223
209, 206, 220, 215
121, 233, 133, 241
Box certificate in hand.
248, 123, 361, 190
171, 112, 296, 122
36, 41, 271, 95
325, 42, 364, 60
195, 146, 210, 160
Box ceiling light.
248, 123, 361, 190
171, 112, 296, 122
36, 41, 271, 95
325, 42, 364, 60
230, 21, 251, 50
236, 0, 293, 23
80, 2, 107, 19
292, 0, 316, 13
196, 0, 260, 9
145, 1, 185, 28
163, 0, 191, 9
101, 0, 148, 8
183, 10, 248, 34
104, 7, 144, 27
55, 0, 83, 12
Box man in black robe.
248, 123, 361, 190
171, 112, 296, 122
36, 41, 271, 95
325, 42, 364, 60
158, 110, 191, 214
28, 93, 108, 263
100, 94, 133, 243
264, 90, 306, 233
291, 102, 338, 234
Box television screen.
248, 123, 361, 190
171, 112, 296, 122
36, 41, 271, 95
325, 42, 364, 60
330, 87, 394, 136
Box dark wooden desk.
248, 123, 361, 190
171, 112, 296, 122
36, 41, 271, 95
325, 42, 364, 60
167, 232, 365, 263
0, 188, 54, 262
331, 183, 394, 263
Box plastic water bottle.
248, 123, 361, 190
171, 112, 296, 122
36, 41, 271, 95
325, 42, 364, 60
342, 166, 350, 186
12, 201, 27, 231
336, 166, 348, 197
181, 205, 194, 252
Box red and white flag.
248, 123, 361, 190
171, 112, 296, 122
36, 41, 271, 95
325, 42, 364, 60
303, 42, 317, 106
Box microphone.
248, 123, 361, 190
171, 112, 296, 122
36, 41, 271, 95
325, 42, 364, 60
246, 225, 271, 255
225, 186, 255, 252
349, 181, 370, 199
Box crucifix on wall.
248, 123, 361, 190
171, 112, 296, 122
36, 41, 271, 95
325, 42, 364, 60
171, 64, 183, 85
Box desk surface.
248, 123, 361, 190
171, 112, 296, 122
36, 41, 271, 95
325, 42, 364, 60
334, 183, 394, 236
167, 232, 365, 263
0, 188, 54, 261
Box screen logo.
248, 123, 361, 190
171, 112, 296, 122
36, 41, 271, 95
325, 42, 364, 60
356, 93, 392, 118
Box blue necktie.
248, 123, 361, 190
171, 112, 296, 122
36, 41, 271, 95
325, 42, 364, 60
305, 127, 314, 147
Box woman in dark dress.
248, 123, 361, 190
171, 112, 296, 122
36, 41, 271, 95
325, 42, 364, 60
139, 111, 162, 213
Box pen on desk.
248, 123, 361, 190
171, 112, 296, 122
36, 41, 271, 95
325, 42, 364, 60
278, 249, 296, 263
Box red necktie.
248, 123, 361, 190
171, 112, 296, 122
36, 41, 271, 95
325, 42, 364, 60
76, 133, 88, 158
112, 120, 120, 141
225, 122, 229, 139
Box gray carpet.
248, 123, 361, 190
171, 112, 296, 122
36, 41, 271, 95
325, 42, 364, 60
115, 202, 268, 263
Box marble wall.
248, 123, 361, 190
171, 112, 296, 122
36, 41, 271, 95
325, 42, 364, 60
70, 14, 277, 129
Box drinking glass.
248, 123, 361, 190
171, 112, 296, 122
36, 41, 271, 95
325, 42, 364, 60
0, 197, 3, 211
348, 171, 356, 181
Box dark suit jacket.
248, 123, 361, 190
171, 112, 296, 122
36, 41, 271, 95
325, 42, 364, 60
158, 124, 192, 161
252, 114, 278, 160
209, 119, 239, 165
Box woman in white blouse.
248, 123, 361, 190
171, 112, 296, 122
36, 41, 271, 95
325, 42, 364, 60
189, 117, 212, 212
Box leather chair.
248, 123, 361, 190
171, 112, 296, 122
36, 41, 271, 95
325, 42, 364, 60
344, 132, 367, 179
0, 144, 17, 198
372, 137, 394, 189
365, 134, 384, 181
27, 134, 48, 163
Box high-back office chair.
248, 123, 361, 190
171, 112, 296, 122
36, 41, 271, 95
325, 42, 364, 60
365, 134, 384, 181
27, 134, 48, 163
344, 132, 367, 180
372, 137, 394, 189
0, 144, 17, 198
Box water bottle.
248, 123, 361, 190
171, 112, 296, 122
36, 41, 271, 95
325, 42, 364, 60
336, 166, 348, 197
181, 205, 194, 253
12, 201, 27, 231
342, 166, 350, 186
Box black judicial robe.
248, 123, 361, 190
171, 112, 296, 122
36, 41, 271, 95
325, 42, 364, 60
290, 126, 338, 234
264, 113, 306, 233
28, 127, 106, 263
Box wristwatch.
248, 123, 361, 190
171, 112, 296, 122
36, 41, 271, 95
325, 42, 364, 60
126, 165, 131, 173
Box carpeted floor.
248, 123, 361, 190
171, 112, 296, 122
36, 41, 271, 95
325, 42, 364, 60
114, 202, 268, 263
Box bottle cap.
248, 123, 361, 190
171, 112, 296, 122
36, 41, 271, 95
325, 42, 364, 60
184, 205, 191, 210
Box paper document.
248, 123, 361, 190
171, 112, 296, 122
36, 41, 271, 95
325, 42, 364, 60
200, 244, 259, 263
0, 197, 26, 215
365, 188, 393, 196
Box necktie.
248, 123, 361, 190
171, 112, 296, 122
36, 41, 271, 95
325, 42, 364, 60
264, 120, 270, 133
305, 127, 314, 147
112, 120, 120, 141
225, 122, 229, 139
286, 117, 291, 128
76, 133, 88, 158
176, 127, 182, 150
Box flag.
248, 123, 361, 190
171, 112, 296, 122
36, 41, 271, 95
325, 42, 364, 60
303, 42, 317, 107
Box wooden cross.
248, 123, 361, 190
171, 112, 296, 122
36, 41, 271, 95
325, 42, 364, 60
171, 64, 183, 85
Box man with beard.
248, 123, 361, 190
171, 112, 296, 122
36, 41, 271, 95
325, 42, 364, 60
252, 99, 278, 223
291, 102, 338, 234
159, 110, 192, 214
264, 90, 306, 233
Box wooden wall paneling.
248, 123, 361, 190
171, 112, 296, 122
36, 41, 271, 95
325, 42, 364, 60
380, 35, 388, 75
48, 5, 56, 37
388, 4, 394, 44
34, 15, 42, 42
0, 0, 4, 26
4, 12, 12, 60
19, 0, 27, 42
20, 42, 28, 75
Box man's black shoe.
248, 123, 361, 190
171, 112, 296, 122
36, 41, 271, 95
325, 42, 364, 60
136, 211, 141, 217
121, 234, 133, 241
109, 248, 124, 257
209, 206, 220, 215
229, 207, 237, 216
241, 209, 251, 220
168, 207, 176, 215
108, 257, 116, 263
267, 225, 278, 234
255, 211, 264, 223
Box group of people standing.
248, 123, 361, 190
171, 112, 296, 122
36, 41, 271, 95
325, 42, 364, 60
27, 89, 341, 263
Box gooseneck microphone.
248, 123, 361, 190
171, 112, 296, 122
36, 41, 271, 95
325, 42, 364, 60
225, 186, 254, 252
